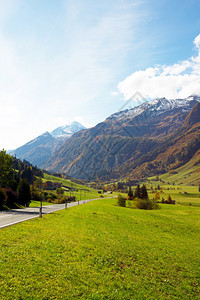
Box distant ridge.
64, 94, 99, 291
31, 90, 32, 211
44, 95, 200, 180
11, 121, 86, 168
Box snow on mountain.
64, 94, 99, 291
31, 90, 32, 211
108, 94, 200, 121
51, 121, 86, 138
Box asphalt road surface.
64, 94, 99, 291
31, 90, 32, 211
0, 199, 100, 229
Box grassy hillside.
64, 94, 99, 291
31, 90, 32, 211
42, 173, 104, 201
158, 160, 200, 186
43, 173, 88, 190
0, 198, 199, 299
147, 155, 200, 187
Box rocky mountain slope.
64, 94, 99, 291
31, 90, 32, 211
119, 101, 200, 179
44, 95, 200, 180
12, 121, 86, 168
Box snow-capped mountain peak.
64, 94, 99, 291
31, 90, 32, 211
107, 94, 200, 121
51, 121, 86, 138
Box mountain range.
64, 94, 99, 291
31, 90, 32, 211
43, 94, 200, 181
11, 121, 86, 167
12, 95, 200, 182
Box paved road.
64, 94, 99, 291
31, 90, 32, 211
0, 198, 100, 229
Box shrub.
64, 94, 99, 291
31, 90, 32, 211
117, 194, 126, 207
59, 198, 66, 204
0, 188, 6, 206
134, 198, 160, 210
66, 196, 76, 202
47, 198, 53, 203
56, 188, 64, 195
126, 200, 133, 208
5, 188, 18, 207
31, 190, 42, 202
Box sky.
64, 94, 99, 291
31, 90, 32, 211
1, 0, 200, 150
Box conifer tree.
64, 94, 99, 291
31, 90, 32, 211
17, 179, 31, 207
128, 185, 133, 199
141, 184, 148, 200
167, 194, 172, 204
134, 184, 141, 198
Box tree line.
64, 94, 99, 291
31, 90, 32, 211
0, 150, 43, 209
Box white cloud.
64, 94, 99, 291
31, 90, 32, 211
194, 33, 200, 49
118, 34, 200, 101
110, 91, 119, 96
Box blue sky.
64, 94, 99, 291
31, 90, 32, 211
0, 0, 200, 149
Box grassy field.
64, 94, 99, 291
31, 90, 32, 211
43, 173, 106, 201
146, 182, 200, 207
0, 198, 200, 299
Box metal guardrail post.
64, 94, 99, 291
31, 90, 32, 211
39, 207, 42, 218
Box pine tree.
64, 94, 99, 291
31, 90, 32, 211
128, 185, 133, 199
134, 184, 141, 198
21, 167, 34, 184
17, 179, 31, 207
141, 184, 148, 200
154, 192, 160, 201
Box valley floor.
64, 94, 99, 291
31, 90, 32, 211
0, 198, 199, 299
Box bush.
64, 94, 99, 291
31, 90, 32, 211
31, 190, 42, 202
5, 188, 18, 207
47, 198, 53, 203
66, 196, 76, 202
117, 194, 126, 207
126, 200, 133, 208
59, 198, 66, 204
0, 188, 6, 206
134, 198, 160, 210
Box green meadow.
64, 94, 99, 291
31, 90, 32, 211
147, 182, 200, 207
0, 198, 200, 299
42, 173, 106, 201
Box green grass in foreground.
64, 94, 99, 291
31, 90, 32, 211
0, 199, 200, 299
